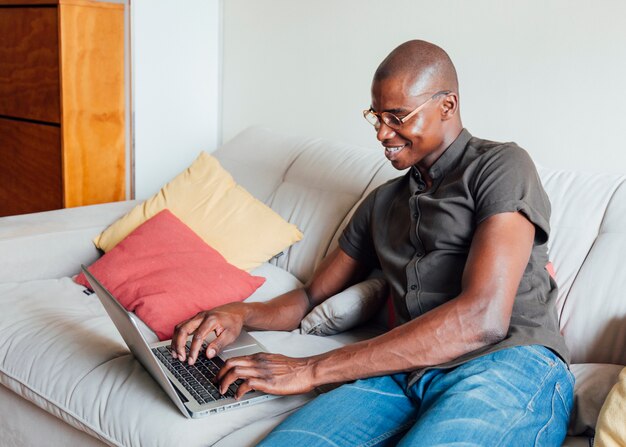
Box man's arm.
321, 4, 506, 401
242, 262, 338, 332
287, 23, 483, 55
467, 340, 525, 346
171, 248, 369, 364
217, 211, 535, 397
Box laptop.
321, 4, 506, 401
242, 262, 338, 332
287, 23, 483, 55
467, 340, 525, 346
81, 265, 280, 418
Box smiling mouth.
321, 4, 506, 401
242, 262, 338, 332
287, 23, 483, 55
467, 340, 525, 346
384, 144, 407, 159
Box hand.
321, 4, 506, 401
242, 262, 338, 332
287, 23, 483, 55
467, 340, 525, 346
170, 303, 247, 365
217, 353, 318, 399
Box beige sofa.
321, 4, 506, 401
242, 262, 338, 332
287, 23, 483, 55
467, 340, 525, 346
1, 127, 624, 446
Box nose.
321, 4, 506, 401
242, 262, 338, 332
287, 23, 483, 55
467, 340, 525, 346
376, 122, 396, 142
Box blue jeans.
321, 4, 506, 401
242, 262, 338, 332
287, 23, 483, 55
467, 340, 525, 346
258, 345, 574, 446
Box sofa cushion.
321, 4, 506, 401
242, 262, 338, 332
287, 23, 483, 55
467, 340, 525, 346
94, 152, 303, 271
0, 271, 345, 446
245, 262, 303, 303
76, 210, 266, 340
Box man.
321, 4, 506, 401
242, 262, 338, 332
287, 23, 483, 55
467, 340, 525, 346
172, 40, 574, 445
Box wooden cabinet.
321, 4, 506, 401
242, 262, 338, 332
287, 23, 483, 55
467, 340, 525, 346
0, 0, 125, 217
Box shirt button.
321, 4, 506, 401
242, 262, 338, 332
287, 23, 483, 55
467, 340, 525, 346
410, 284, 417, 291
416, 251, 424, 257
412, 212, 418, 219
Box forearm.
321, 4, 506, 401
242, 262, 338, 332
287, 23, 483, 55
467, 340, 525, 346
241, 288, 312, 332
241, 248, 368, 332
309, 293, 506, 386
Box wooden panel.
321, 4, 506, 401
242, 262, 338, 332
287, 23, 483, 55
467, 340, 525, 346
60, 0, 123, 9
59, 0, 125, 207
0, 7, 60, 123
0, 1, 59, 5
59, 1, 126, 207
0, 118, 62, 216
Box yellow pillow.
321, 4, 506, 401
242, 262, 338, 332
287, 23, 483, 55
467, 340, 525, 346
595, 367, 626, 447
94, 152, 303, 271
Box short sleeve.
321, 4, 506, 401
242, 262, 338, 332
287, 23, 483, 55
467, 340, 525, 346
472, 145, 551, 245
339, 189, 378, 265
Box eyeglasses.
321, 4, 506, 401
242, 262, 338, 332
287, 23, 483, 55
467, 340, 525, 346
363, 90, 452, 130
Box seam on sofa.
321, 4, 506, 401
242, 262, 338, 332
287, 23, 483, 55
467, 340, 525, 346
65, 354, 129, 404
267, 142, 334, 278
557, 177, 626, 324
280, 158, 389, 282
0, 368, 122, 447
321, 160, 389, 260
596, 178, 626, 235
266, 140, 310, 208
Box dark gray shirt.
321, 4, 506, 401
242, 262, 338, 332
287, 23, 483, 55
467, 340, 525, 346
339, 129, 569, 384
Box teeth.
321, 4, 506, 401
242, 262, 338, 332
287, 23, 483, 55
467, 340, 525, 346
386, 146, 403, 153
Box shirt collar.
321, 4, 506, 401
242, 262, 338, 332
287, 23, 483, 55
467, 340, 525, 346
411, 128, 472, 183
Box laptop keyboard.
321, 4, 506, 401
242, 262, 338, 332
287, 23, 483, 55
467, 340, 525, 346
153, 342, 242, 405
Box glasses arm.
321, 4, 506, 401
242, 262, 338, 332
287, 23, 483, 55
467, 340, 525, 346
400, 90, 452, 124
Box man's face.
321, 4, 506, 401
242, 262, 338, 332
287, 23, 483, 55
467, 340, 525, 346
370, 76, 447, 171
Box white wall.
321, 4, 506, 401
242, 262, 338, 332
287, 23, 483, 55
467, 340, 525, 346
221, 0, 626, 175
132, 0, 221, 199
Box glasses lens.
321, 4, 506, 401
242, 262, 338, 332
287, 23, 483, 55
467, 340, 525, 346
364, 110, 380, 127
381, 113, 401, 129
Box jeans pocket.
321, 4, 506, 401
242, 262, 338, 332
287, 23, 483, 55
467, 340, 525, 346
556, 368, 575, 413
534, 382, 572, 446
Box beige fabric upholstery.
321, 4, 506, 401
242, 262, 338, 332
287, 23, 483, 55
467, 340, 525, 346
0, 384, 107, 447
0, 272, 342, 446
550, 173, 626, 365
0, 201, 138, 283
1, 127, 625, 446
538, 168, 624, 317
568, 364, 624, 436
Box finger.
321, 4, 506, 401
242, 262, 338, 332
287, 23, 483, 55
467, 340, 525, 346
187, 318, 220, 365
205, 329, 238, 360
219, 365, 260, 395
216, 356, 254, 382
235, 379, 260, 400
170, 317, 199, 360
171, 315, 203, 361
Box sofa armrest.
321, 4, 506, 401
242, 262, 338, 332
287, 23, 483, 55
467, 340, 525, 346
0, 201, 138, 283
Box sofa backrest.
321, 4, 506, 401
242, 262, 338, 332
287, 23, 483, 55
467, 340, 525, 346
217, 127, 626, 365
540, 168, 626, 365
214, 127, 395, 282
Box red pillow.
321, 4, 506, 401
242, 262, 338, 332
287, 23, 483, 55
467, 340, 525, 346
75, 209, 265, 340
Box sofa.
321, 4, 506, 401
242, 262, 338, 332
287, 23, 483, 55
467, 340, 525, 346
1, 126, 624, 446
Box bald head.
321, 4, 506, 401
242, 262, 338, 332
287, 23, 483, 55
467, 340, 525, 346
374, 40, 458, 95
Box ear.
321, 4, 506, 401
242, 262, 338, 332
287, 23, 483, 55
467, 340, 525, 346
440, 93, 459, 121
